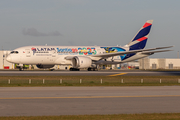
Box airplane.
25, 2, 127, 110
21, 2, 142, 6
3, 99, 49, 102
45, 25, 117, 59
6, 20, 173, 71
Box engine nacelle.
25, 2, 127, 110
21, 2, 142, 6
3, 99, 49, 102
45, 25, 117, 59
72, 56, 92, 69
36, 64, 55, 69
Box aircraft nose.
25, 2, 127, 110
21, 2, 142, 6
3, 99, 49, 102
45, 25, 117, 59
6, 55, 12, 62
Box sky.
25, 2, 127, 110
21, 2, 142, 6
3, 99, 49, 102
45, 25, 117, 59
0, 0, 180, 58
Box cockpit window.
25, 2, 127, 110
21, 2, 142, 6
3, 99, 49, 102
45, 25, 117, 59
10, 51, 19, 54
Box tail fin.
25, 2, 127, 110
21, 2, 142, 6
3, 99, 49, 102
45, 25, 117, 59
127, 20, 153, 50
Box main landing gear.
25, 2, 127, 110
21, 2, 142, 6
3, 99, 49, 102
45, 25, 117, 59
69, 68, 80, 71
69, 67, 98, 71
87, 67, 98, 71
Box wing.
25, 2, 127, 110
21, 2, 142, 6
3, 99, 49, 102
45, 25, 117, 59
89, 46, 173, 58
65, 46, 173, 61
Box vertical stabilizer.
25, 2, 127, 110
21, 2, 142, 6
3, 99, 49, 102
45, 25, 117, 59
128, 20, 153, 50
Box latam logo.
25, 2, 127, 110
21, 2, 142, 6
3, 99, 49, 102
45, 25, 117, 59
31, 47, 55, 55
31, 47, 36, 55
31, 48, 55, 51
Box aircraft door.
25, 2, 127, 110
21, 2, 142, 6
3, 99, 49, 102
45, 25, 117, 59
25, 49, 31, 57
97, 49, 102, 54
113, 56, 121, 62
52, 50, 56, 57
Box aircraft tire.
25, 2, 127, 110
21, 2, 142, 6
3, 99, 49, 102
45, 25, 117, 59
87, 68, 92, 71
19, 68, 23, 71
70, 68, 79, 71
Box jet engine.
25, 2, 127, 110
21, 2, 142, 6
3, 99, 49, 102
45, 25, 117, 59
36, 64, 55, 69
72, 56, 92, 68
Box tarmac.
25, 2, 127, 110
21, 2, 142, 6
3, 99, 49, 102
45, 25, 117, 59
0, 69, 180, 76
0, 86, 180, 116
0, 69, 180, 116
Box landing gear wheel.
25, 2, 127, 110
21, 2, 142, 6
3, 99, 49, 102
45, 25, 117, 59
19, 68, 23, 71
87, 68, 98, 71
75, 68, 80, 71
88, 68, 92, 71
70, 68, 80, 71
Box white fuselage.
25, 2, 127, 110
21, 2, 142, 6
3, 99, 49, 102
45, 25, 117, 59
7, 46, 126, 65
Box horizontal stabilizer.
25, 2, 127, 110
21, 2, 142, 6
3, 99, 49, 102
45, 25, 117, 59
142, 50, 173, 54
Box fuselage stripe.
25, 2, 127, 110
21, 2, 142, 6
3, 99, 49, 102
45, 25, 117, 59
136, 37, 147, 42
143, 23, 152, 28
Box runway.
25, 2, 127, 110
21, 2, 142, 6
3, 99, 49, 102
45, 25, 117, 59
0, 70, 180, 76
0, 86, 180, 116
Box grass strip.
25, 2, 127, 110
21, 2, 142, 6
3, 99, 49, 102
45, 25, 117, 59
0, 113, 180, 120
0, 76, 180, 87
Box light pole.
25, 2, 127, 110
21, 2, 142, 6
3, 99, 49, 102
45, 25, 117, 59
2, 46, 4, 69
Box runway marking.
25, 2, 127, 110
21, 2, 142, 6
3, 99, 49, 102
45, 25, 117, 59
1, 95, 180, 100
108, 73, 127, 76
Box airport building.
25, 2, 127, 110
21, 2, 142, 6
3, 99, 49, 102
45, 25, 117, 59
1, 50, 180, 70
0, 51, 14, 69
139, 57, 180, 69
